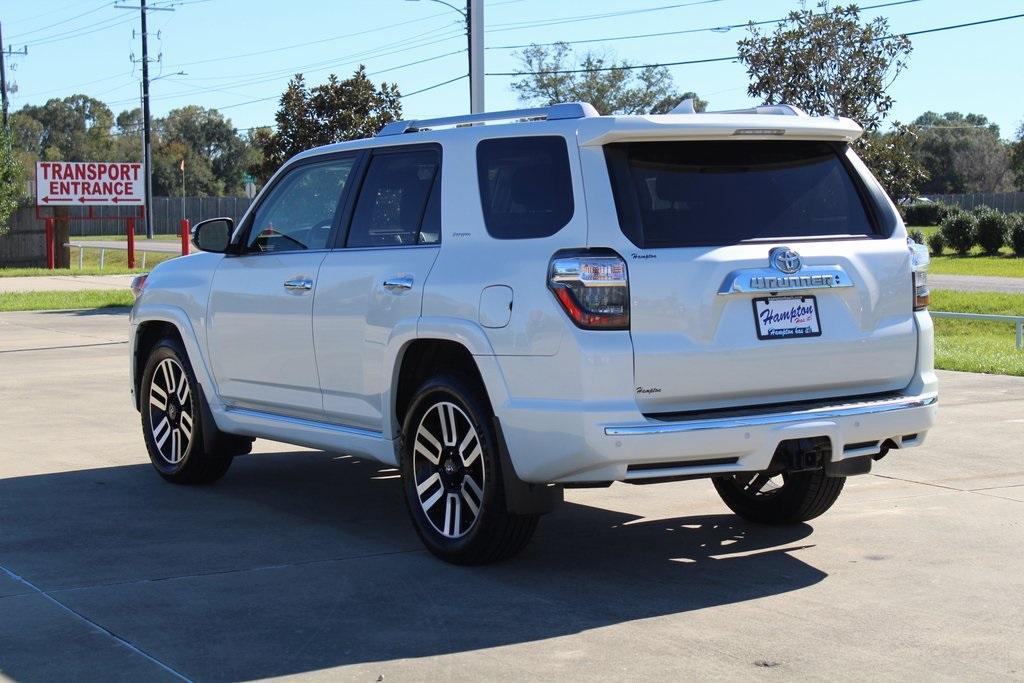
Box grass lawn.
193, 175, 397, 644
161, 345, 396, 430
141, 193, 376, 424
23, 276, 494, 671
930, 290, 1024, 377
908, 225, 1024, 278
0, 290, 134, 312
0, 249, 177, 277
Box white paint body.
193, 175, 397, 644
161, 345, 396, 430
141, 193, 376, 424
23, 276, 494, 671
130, 108, 937, 484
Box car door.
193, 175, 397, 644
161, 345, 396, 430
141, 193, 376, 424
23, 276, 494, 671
207, 154, 358, 417
313, 144, 442, 432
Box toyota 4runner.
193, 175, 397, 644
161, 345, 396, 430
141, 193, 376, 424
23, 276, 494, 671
130, 101, 937, 564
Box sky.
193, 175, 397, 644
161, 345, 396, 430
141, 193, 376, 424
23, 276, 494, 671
2, 0, 1023, 139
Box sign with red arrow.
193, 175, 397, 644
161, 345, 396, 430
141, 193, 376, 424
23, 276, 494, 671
36, 161, 144, 207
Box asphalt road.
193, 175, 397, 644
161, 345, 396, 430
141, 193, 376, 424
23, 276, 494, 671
930, 274, 1024, 294
1, 309, 1022, 681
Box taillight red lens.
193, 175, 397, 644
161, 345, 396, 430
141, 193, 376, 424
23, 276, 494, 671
548, 253, 629, 330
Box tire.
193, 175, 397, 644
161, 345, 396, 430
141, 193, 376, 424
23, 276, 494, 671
140, 336, 234, 484
399, 374, 538, 565
712, 469, 846, 525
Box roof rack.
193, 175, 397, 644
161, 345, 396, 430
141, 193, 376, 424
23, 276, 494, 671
669, 98, 808, 117
377, 102, 600, 136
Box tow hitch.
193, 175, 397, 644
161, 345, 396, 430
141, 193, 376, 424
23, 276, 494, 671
770, 436, 873, 478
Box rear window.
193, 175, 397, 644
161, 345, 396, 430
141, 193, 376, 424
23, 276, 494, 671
604, 140, 877, 248
476, 136, 574, 239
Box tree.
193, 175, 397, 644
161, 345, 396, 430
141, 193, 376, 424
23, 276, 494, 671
14, 95, 116, 161
1011, 122, 1024, 191
512, 42, 699, 115
736, 3, 921, 199
252, 67, 402, 182
151, 106, 251, 196
0, 125, 24, 236
911, 112, 1013, 194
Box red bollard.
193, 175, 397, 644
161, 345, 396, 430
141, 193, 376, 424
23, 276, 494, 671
127, 217, 136, 269
45, 218, 55, 270
181, 218, 190, 256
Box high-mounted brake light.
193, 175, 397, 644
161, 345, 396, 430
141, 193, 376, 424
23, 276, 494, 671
908, 240, 930, 311
548, 253, 629, 330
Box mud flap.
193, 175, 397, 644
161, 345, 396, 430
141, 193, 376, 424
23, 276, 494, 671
493, 417, 563, 515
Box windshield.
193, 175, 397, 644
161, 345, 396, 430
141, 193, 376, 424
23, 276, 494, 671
604, 140, 877, 248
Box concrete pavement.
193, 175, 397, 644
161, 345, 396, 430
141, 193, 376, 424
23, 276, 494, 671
0, 274, 135, 294
1, 309, 1023, 680
930, 273, 1024, 293
71, 238, 187, 254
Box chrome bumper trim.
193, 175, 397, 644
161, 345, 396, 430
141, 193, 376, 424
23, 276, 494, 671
605, 394, 937, 436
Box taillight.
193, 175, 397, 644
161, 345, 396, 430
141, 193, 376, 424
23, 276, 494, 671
548, 252, 629, 330
908, 240, 929, 311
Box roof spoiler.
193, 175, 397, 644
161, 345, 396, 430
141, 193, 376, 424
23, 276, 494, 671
670, 98, 811, 117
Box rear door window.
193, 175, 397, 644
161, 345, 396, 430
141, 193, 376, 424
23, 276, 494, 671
604, 140, 877, 248
476, 136, 574, 239
346, 147, 440, 248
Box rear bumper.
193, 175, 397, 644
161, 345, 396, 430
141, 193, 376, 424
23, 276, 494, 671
496, 391, 937, 484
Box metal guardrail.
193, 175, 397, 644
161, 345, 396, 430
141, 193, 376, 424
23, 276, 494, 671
65, 242, 178, 270
931, 311, 1024, 349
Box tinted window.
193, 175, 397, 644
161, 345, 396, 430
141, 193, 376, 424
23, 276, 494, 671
347, 148, 440, 248
476, 136, 573, 239
604, 140, 876, 248
247, 157, 354, 252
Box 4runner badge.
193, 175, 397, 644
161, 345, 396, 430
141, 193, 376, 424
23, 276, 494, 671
769, 247, 802, 274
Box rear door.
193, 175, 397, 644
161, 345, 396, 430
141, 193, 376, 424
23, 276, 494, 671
313, 144, 442, 433
596, 139, 917, 414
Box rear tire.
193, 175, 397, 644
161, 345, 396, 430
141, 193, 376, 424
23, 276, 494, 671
712, 469, 845, 524
140, 337, 234, 484
400, 374, 538, 564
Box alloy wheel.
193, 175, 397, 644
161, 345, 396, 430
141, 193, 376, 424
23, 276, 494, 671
148, 357, 194, 465
412, 401, 486, 539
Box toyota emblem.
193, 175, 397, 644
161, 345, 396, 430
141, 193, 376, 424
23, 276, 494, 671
769, 247, 802, 274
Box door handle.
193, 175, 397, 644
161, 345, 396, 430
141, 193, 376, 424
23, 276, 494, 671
283, 278, 313, 291
383, 276, 414, 292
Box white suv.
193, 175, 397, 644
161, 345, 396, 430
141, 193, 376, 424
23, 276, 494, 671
130, 101, 937, 564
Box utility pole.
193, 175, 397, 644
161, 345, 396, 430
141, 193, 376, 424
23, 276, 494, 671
0, 23, 28, 127
468, 0, 484, 113
116, 1, 173, 238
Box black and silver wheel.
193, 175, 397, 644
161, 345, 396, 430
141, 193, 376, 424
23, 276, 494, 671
147, 357, 195, 466
400, 374, 537, 564
712, 469, 845, 525
140, 336, 233, 484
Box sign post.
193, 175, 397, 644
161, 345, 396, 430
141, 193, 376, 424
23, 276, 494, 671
35, 161, 146, 270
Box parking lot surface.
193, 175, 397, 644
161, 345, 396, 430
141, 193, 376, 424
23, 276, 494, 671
1, 309, 1022, 681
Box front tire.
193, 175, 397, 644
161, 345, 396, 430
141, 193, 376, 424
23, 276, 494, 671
712, 469, 845, 524
400, 374, 537, 564
140, 337, 233, 484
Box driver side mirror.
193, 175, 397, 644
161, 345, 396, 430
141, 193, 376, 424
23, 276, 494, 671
192, 217, 233, 253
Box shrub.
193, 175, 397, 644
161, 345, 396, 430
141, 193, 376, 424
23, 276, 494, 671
1008, 214, 1024, 257
940, 211, 977, 256
903, 202, 943, 226
907, 228, 925, 244
935, 202, 959, 224
974, 208, 1009, 255
926, 230, 946, 257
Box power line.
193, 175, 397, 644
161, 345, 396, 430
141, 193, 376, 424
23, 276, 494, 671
6, 2, 108, 40
402, 73, 467, 98
486, 0, 725, 32
488, 0, 922, 50
488, 11, 1024, 76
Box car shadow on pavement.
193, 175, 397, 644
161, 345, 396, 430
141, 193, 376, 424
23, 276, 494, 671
35, 306, 132, 317
0, 450, 826, 680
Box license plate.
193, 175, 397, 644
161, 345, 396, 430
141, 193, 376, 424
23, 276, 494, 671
753, 296, 821, 340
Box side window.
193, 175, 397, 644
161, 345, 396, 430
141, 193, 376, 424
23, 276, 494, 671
246, 157, 355, 253
476, 136, 574, 239
346, 148, 440, 248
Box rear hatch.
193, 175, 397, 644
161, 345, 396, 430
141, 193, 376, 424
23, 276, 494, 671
602, 138, 917, 414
